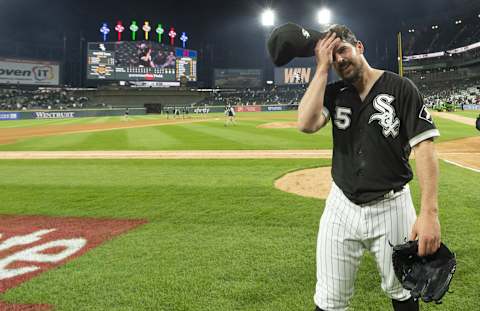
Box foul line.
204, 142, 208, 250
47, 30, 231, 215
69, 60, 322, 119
442, 159, 480, 173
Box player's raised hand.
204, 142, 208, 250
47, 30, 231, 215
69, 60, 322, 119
314, 32, 341, 73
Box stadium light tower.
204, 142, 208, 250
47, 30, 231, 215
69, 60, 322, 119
260, 8, 275, 85
261, 9, 275, 27
317, 8, 332, 25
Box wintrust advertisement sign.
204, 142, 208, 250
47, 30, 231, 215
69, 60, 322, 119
32, 111, 76, 119
0, 58, 60, 86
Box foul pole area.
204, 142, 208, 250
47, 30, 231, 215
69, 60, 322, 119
397, 32, 404, 77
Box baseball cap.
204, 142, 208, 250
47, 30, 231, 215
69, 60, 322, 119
267, 22, 327, 67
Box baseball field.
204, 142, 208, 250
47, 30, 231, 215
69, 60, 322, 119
0, 110, 478, 310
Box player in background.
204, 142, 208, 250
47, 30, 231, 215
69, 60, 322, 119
224, 104, 236, 126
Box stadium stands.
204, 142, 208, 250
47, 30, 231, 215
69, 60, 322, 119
402, 12, 480, 110
420, 77, 480, 109
198, 85, 307, 107
403, 14, 480, 55
0, 87, 90, 111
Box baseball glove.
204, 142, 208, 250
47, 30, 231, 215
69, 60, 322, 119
392, 240, 456, 304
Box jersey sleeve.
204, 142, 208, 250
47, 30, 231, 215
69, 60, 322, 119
400, 78, 440, 147
322, 85, 335, 123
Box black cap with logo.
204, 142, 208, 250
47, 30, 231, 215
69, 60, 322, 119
267, 22, 327, 67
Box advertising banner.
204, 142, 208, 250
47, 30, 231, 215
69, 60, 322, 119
32, 111, 76, 119
0, 112, 19, 120
235, 105, 261, 112
0, 58, 60, 86
274, 67, 314, 85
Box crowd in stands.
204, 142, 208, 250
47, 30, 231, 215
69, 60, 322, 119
199, 85, 307, 107
0, 87, 90, 111
402, 13, 480, 109
2, 78, 478, 112
419, 78, 480, 108
197, 79, 479, 110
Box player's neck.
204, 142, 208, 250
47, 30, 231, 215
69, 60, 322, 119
352, 65, 383, 94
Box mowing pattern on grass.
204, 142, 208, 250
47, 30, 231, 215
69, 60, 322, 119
0, 159, 478, 310
0, 111, 478, 310
432, 111, 476, 126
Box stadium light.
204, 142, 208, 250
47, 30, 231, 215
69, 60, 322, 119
261, 9, 275, 27
317, 8, 332, 25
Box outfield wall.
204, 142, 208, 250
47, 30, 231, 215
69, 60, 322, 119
186, 104, 299, 114
0, 108, 146, 120
231, 104, 298, 113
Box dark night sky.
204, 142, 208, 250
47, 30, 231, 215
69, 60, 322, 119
0, 0, 479, 85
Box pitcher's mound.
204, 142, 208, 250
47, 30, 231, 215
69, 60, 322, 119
257, 122, 297, 129
275, 167, 332, 199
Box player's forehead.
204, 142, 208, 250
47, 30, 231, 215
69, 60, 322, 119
333, 41, 354, 53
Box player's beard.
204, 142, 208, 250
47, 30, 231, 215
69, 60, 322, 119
337, 60, 363, 84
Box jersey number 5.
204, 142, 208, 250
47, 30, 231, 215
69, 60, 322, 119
334, 107, 352, 130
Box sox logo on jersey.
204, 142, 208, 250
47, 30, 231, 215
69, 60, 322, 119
369, 94, 400, 138
302, 28, 310, 39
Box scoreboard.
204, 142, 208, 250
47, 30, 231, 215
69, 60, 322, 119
175, 49, 197, 81
87, 42, 197, 82
87, 43, 116, 80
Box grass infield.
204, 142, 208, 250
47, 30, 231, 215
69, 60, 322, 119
0, 159, 478, 310
0, 111, 477, 151
0, 111, 478, 310
452, 110, 480, 118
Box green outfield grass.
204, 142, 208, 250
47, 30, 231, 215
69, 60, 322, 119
0, 159, 477, 311
0, 111, 477, 151
452, 110, 480, 118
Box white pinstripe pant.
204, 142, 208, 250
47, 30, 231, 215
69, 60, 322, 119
314, 182, 417, 311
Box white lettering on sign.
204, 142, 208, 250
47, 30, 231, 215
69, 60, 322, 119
0, 229, 87, 280
284, 67, 312, 84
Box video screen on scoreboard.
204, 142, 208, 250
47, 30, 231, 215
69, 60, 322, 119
87, 41, 197, 82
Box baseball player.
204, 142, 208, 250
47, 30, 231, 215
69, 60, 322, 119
297, 25, 442, 311
224, 104, 236, 126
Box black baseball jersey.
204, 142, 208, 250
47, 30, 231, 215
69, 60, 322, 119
323, 71, 440, 204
